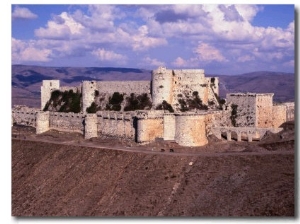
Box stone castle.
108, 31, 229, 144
12, 67, 294, 147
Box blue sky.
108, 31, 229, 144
11, 4, 295, 74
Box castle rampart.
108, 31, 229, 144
96, 111, 136, 139
12, 67, 293, 148
49, 112, 85, 134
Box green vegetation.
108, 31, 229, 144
43, 89, 82, 113
178, 91, 208, 112
124, 93, 152, 111
230, 104, 238, 127
214, 93, 226, 109
105, 92, 124, 111
86, 102, 98, 113
156, 100, 174, 113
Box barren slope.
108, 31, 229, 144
12, 139, 294, 217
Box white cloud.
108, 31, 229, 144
12, 6, 38, 20
140, 56, 165, 67
172, 57, 199, 68
35, 12, 84, 39
194, 42, 227, 62
131, 25, 167, 51
92, 48, 127, 63
12, 38, 52, 62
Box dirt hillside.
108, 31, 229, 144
12, 132, 294, 217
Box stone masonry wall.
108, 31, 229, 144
85, 114, 98, 139
97, 81, 150, 95
151, 67, 219, 111
256, 94, 274, 128
152, 67, 174, 106
282, 102, 294, 121
137, 118, 164, 143
226, 93, 257, 127
82, 81, 97, 113
163, 114, 176, 141
272, 105, 287, 128
49, 112, 85, 134
12, 107, 39, 127
136, 110, 164, 143
96, 111, 136, 139
36, 111, 50, 134
175, 113, 208, 147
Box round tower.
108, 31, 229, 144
152, 66, 174, 107
36, 111, 50, 134
175, 113, 208, 146
82, 81, 97, 113
84, 114, 98, 139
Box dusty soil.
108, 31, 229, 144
11, 121, 295, 217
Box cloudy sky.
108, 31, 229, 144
11, 4, 294, 74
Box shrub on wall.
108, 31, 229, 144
156, 100, 174, 113
124, 93, 152, 111
86, 102, 98, 113
230, 104, 238, 127
106, 92, 124, 111
43, 89, 82, 113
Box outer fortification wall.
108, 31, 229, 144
163, 114, 176, 140
96, 111, 136, 139
256, 94, 274, 128
85, 114, 97, 139
12, 107, 39, 127
136, 110, 164, 143
272, 105, 287, 128
49, 112, 85, 134
41, 80, 60, 110
36, 111, 49, 134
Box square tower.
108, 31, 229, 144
41, 80, 60, 110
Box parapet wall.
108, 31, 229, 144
49, 112, 85, 134
12, 107, 39, 127
96, 111, 136, 139
97, 81, 151, 95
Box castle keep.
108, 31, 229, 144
12, 67, 294, 147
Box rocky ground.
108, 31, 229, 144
11, 121, 295, 217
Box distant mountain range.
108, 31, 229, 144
11, 65, 295, 108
